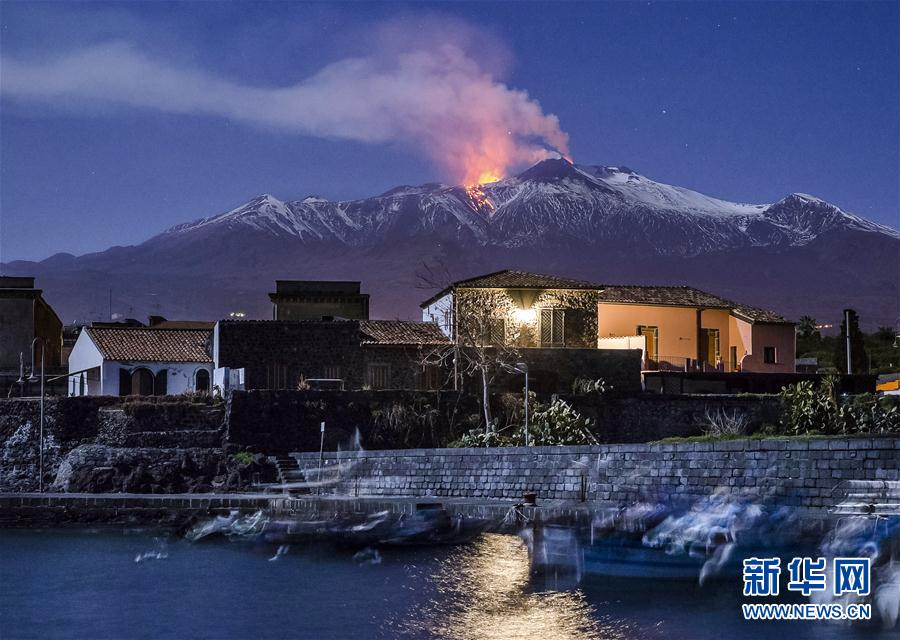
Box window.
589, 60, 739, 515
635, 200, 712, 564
419, 365, 442, 390
323, 365, 342, 380
367, 363, 391, 389
130, 368, 155, 396
700, 328, 720, 365
730, 346, 738, 372
488, 317, 506, 346
763, 347, 777, 364
539, 308, 565, 347
195, 369, 210, 393
637, 325, 659, 363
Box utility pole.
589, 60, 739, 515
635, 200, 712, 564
317, 421, 325, 493
845, 308, 852, 375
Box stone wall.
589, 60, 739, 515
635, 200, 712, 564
0, 397, 120, 492
226, 389, 482, 454
0, 397, 224, 492
294, 437, 900, 508
566, 393, 782, 442
492, 348, 642, 395
215, 320, 442, 391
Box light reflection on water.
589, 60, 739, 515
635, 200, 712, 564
396, 534, 637, 640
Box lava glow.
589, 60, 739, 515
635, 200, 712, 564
465, 184, 495, 212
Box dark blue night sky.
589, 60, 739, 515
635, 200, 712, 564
1, 1, 897, 261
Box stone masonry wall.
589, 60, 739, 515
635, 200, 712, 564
293, 437, 900, 509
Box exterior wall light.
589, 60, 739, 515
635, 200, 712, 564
514, 308, 536, 324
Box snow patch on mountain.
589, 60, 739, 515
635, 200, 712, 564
161, 159, 898, 254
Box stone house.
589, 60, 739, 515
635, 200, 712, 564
421, 269, 796, 374
213, 319, 450, 391
0, 276, 63, 371
67, 326, 214, 396
269, 280, 369, 321
420, 270, 602, 349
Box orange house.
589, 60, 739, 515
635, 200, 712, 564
596, 285, 796, 373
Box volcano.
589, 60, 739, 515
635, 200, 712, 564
4, 159, 898, 328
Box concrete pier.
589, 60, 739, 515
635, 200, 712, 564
0, 491, 832, 532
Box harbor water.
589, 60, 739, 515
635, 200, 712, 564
0, 528, 886, 639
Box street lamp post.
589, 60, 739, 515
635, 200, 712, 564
503, 361, 530, 447
518, 362, 530, 447
27, 338, 46, 493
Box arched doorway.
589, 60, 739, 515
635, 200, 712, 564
195, 369, 210, 393
131, 368, 155, 396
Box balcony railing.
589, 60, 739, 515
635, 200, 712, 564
643, 355, 739, 373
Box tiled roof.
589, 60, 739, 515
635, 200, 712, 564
597, 285, 792, 324
454, 269, 599, 290
420, 269, 599, 307
360, 320, 450, 346
418, 268, 793, 325
86, 327, 212, 362
730, 305, 792, 324
151, 320, 216, 330
597, 285, 734, 308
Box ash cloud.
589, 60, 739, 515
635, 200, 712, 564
0, 17, 569, 184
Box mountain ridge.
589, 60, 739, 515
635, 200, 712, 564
4, 159, 897, 328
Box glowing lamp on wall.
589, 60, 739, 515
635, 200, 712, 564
514, 308, 537, 324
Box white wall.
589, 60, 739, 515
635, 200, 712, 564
104, 361, 213, 396
422, 293, 454, 337
597, 335, 646, 359
67, 331, 104, 396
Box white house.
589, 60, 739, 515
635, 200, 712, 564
67, 326, 214, 396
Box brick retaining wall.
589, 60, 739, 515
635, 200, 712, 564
293, 437, 900, 509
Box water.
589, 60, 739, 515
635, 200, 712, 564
1, 529, 892, 639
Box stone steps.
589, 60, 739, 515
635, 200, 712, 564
274, 457, 308, 489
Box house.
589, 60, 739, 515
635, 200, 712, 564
67, 326, 214, 396
421, 270, 602, 348
420, 270, 642, 393
269, 280, 370, 321
421, 269, 795, 374
596, 285, 796, 373
213, 318, 450, 390
0, 276, 63, 371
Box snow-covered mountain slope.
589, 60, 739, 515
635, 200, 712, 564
160, 159, 898, 257
5, 158, 897, 327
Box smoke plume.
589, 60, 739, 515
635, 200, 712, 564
1, 19, 569, 185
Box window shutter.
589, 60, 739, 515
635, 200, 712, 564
118, 368, 131, 396
154, 369, 168, 396
540, 309, 553, 345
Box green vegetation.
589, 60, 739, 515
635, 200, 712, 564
233, 451, 255, 465
776, 377, 898, 435
451, 397, 598, 447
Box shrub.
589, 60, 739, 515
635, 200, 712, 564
233, 451, 254, 465
701, 407, 749, 437
515, 398, 597, 446
451, 427, 511, 448
572, 377, 612, 396
778, 377, 899, 435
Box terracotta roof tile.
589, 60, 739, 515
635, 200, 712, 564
597, 285, 734, 308
359, 320, 450, 346
87, 327, 212, 362
597, 285, 792, 323
454, 269, 599, 290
